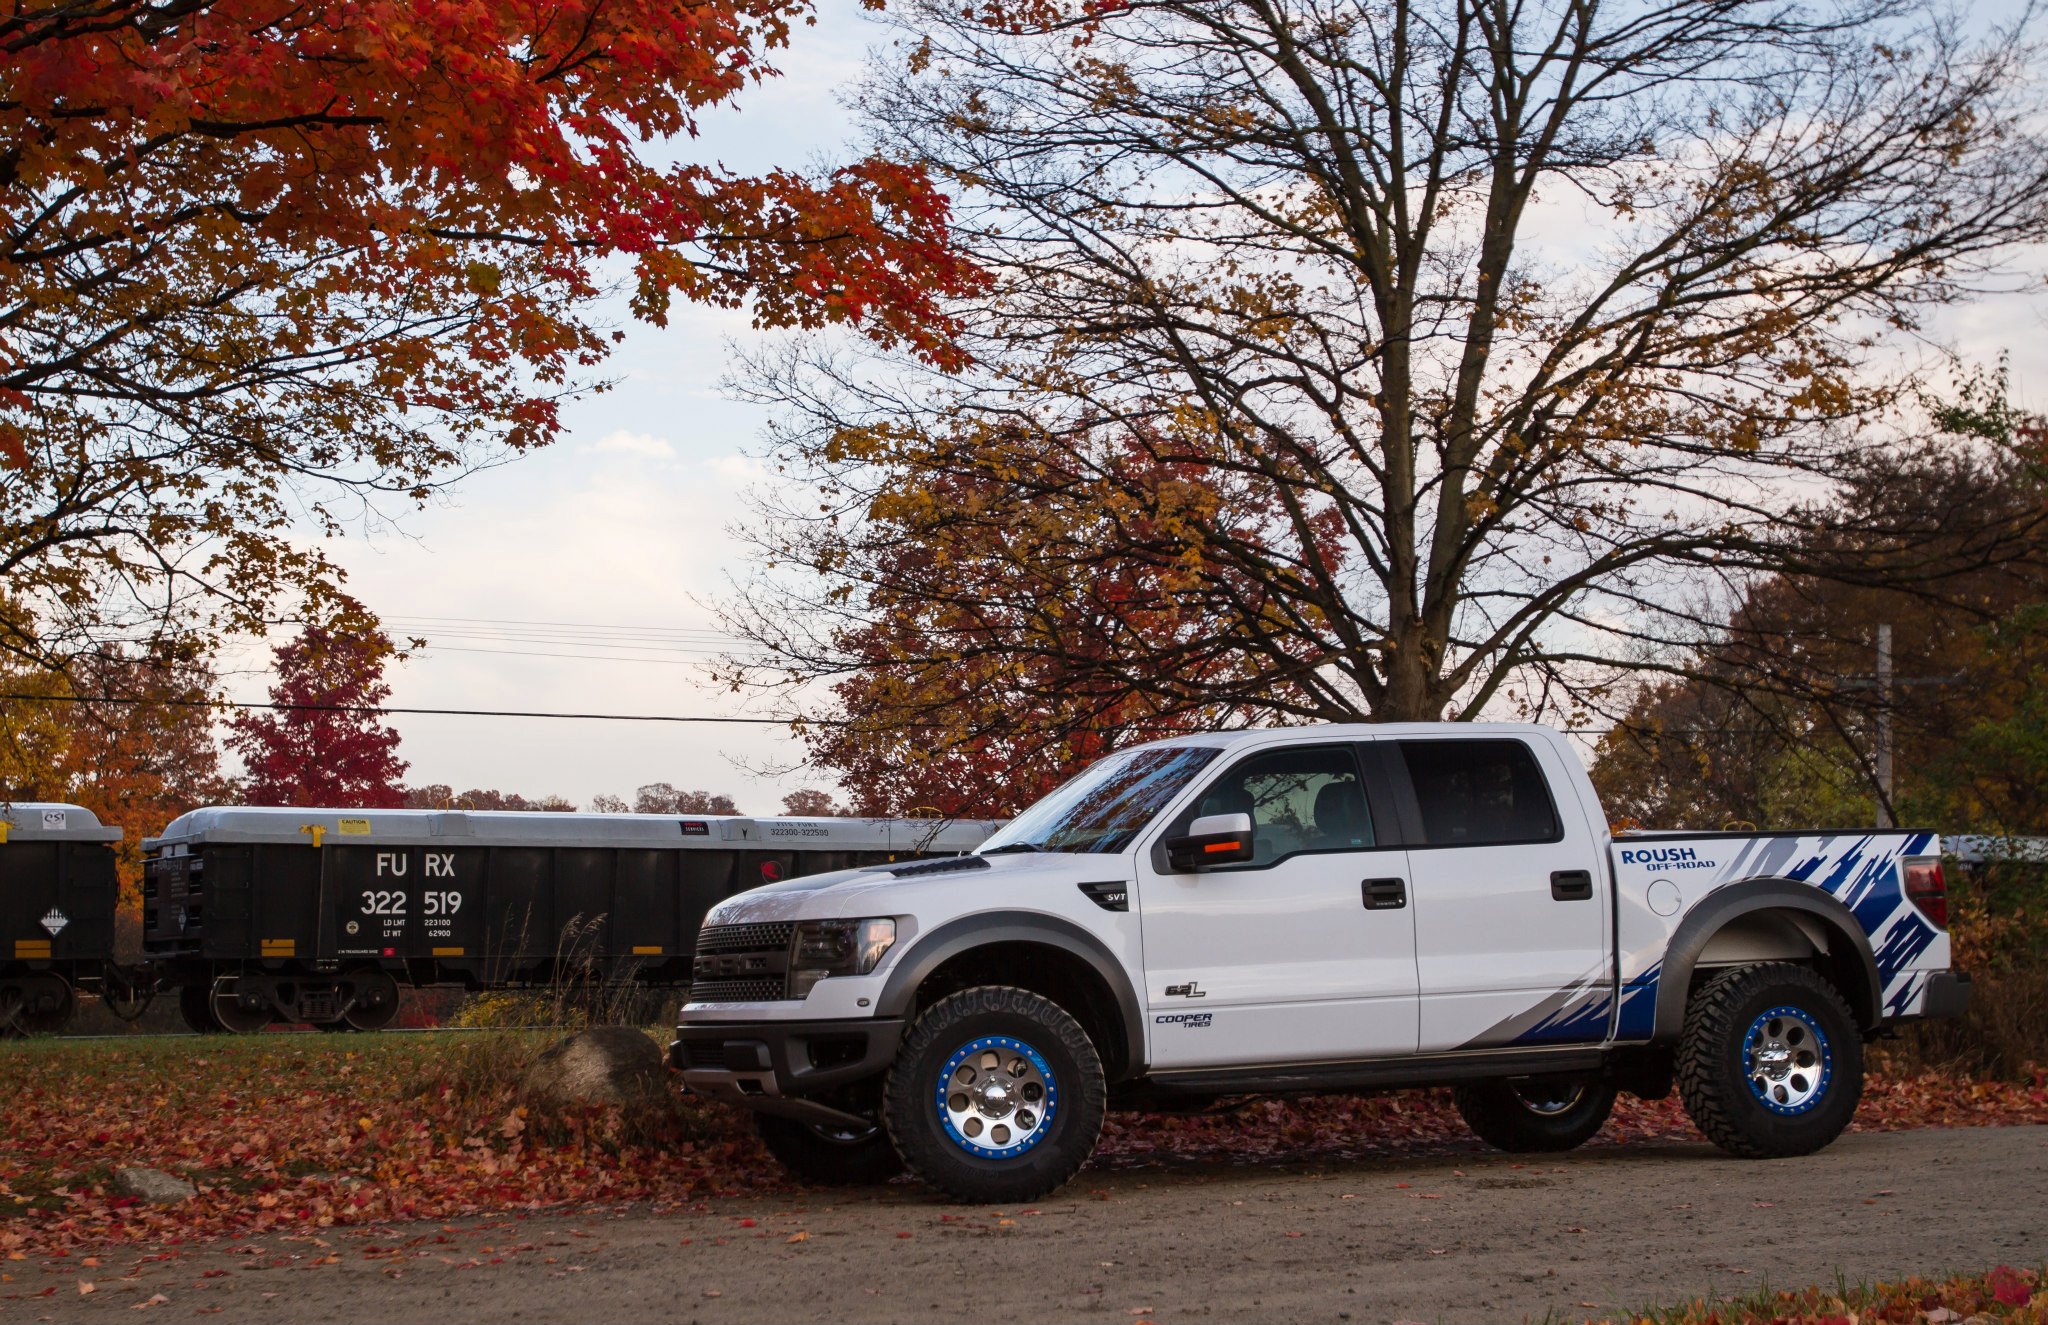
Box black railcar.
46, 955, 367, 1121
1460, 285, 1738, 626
143, 807, 996, 1033
1, 803, 148, 1035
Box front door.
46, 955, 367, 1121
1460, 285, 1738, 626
1135, 742, 1419, 1070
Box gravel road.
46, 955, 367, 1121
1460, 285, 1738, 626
20, 1126, 2047, 1323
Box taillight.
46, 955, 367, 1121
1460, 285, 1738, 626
1903, 859, 1948, 927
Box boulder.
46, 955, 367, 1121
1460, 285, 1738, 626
114, 1166, 197, 1204
524, 1026, 667, 1107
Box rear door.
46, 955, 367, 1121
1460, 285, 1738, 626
1135, 741, 1418, 1069
1393, 736, 1612, 1052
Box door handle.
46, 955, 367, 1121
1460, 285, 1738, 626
1362, 877, 1407, 910
1550, 869, 1595, 901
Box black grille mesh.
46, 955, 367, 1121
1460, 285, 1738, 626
688, 978, 788, 1003
695, 922, 796, 954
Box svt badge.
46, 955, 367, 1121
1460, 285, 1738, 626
40, 909, 68, 936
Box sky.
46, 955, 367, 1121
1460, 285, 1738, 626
216, 5, 895, 814
215, 2, 2048, 813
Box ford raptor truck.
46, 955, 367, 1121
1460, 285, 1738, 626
671, 723, 1970, 1202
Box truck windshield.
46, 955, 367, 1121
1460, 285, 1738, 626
978, 745, 1223, 855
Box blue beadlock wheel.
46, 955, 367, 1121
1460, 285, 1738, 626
936, 1035, 1059, 1159
1743, 1004, 1833, 1115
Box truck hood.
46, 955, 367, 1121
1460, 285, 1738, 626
701, 851, 1111, 927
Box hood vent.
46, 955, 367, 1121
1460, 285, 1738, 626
888, 855, 992, 878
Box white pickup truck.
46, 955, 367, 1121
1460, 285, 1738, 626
672, 723, 1970, 1202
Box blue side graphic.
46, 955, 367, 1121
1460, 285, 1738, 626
1613, 964, 1661, 1040
1885, 971, 1927, 1017
1871, 913, 1938, 983
1513, 991, 1613, 1045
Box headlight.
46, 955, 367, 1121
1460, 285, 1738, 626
789, 918, 897, 997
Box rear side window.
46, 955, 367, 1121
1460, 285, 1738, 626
1397, 739, 1560, 847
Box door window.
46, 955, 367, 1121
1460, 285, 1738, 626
1174, 745, 1374, 867
1397, 739, 1560, 847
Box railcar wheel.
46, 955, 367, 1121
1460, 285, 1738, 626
209, 975, 273, 1035
7, 974, 75, 1036
341, 968, 401, 1031
178, 984, 223, 1034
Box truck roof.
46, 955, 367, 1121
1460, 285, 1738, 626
145, 806, 1002, 854
1121, 721, 1567, 753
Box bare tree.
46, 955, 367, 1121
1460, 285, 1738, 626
727, 0, 2048, 754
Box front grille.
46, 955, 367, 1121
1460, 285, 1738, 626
691, 923, 797, 1001
688, 978, 788, 1003
695, 922, 796, 954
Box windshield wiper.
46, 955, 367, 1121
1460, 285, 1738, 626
981, 842, 1043, 854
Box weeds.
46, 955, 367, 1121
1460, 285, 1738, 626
1602, 1262, 2042, 1323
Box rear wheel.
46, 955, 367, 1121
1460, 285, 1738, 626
1453, 1076, 1616, 1153
884, 986, 1106, 1203
1677, 962, 1862, 1159
755, 1114, 905, 1186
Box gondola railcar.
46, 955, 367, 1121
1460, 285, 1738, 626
1, 802, 149, 1035
143, 807, 997, 1033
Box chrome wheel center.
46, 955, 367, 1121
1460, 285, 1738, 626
938, 1036, 1058, 1158
1744, 1005, 1831, 1115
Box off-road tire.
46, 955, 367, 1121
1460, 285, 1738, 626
755, 1114, 905, 1186
884, 986, 1107, 1203
1453, 1076, 1617, 1152
1676, 962, 1862, 1159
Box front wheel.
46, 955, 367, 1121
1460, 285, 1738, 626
884, 986, 1107, 1203
1676, 962, 1863, 1159
755, 1114, 904, 1186
1453, 1076, 1617, 1153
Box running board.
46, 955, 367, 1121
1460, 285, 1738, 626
1142, 1047, 1607, 1097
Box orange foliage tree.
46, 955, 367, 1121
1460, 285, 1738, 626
726, 427, 1330, 814
0, 637, 229, 952
0, 0, 980, 664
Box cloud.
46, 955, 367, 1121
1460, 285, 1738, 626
586, 430, 677, 460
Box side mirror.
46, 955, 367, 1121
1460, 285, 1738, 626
1164, 812, 1255, 872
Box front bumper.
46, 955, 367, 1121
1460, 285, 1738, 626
670, 1016, 906, 1129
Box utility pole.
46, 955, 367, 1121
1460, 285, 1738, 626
1875, 624, 1893, 829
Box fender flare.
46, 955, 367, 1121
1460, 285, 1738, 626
1652, 878, 1883, 1042
875, 911, 1148, 1080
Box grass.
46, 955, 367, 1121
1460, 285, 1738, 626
1593, 1263, 2043, 1322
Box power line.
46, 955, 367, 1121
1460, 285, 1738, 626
0, 693, 820, 725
